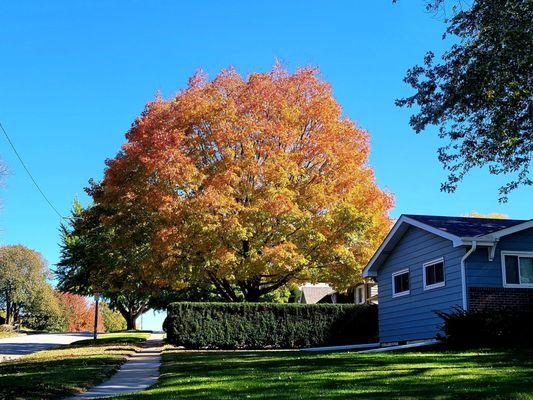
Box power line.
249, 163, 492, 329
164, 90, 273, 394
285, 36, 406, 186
0, 121, 64, 219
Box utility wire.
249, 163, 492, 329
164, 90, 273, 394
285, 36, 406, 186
0, 121, 65, 219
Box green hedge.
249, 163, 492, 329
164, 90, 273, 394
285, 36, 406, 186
437, 307, 533, 348
164, 302, 377, 349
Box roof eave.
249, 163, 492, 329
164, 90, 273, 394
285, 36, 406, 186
480, 219, 533, 240
362, 215, 464, 277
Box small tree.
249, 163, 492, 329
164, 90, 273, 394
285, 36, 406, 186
100, 302, 126, 332
24, 287, 67, 332
58, 292, 103, 332
57, 200, 151, 330
0, 245, 50, 325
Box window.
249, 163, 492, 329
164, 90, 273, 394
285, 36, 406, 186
502, 251, 533, 288
355, 286, 365, 304
392, 269, 410, 297
423, 258, 445, 290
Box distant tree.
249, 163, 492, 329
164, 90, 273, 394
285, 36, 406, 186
91, 65, 393, 302
465, 211, 508, 219
396, 0, 532, 201
58, 292, 103, 332
0, 245, 49, 325
100, 301, 126, 332
24, 287, 67, 332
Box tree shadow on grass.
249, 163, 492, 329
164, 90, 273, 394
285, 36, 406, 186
0, 353, 127, 400
116, 349, 533, 400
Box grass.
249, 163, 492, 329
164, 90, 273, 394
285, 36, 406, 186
74, 331, 150, 346
112, 348, 533, 400
0, 331, 22, 339
0, 331, 150, 400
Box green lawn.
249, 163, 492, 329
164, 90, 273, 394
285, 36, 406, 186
0, 331, 150, 400
0, 331, 22, 339
113, 348, 533, 400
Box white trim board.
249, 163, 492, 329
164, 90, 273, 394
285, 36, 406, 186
481, 219, 533, 240
300, 343, 380, 352
422, 257, 446, 291
392, 268, 410, 298
500, 250, 533, 288
358, 339, 440, 353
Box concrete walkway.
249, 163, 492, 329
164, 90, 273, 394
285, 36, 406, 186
64, 333, 164, 399
0, 332, 91, 362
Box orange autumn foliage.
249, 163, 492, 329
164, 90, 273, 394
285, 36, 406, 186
90, 65, 394, 301
60, 292, 103, 332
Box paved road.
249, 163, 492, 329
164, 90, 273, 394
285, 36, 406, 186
64, 333, 164, 399
0, 332, 91, 362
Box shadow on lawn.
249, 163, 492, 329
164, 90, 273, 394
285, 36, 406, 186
0, 338, 143, 400
0, 356, 124, 400
72, 336, 147, 348
118, 349, 533, 400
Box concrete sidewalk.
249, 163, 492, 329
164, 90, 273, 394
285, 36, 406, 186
64, 333, 164, 399
0, 332, 91, 362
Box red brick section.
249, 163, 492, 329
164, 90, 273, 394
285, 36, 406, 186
469, 287, 533, 312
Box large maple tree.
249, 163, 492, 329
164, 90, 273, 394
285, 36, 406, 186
91, 66, 393, 301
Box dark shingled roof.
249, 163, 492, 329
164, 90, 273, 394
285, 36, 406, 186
404, 214, 528, 238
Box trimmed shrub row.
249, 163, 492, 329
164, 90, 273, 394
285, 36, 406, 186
164, 302, 377, 349
437, 306, 533, 348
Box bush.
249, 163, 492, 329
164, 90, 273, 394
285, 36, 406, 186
437, 306, 533, 349
100, 302, 127, 332
24, 287, 67, 332
164, 302, 377, 349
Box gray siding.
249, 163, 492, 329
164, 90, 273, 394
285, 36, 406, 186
376, 226, 465, 343
466, 227, 533, 290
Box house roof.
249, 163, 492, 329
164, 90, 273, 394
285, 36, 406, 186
403, 214, 526, 237
362, 214, 533, 278
300, 285, 336, 304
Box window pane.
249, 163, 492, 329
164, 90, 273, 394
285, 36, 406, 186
435, 263, 444, 283
394, 275, 402, 293
356, 287, 364, 303
425, 261, 444, 287
394, 272, 409, 294
426, 266, 435, 285
401, 273, 409, 292
519, 257, 533, 284
505, 255, 519, 284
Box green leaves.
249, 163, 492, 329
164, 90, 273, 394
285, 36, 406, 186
397, 0, 533, 201
165, 302, 378, 349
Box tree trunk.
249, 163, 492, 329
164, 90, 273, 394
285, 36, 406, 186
116, 302, 147, 331
243, 290, 260, 302
5, 289, 11, 325
242, 283, 261, 302
12, 303, 19, 324
125, 313, 138, 330
243, 275, 291, 302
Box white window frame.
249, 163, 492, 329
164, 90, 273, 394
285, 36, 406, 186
423, 257, 446, 291
355, 286, 365, 304
501, 251, 533, 288
392, 268, 410, 298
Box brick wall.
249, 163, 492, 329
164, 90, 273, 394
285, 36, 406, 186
469, 287, 533, 312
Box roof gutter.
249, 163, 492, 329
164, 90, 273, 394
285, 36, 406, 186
460, 240, 477, 310
458, 237, 495, 247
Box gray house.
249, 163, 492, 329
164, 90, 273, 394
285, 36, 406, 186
354, 281, 378, 305
363, 214, 533, 344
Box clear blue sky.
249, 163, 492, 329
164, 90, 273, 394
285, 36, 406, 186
0, 2, 530, 329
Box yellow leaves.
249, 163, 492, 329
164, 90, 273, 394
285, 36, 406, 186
465, 211, 508, 219
214, 248, 238, 265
